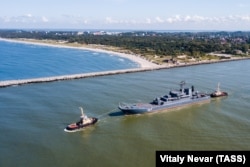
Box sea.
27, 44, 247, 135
0, 40, 250, 167
0, 40, 139, 80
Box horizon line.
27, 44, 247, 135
0, 28, 250, 33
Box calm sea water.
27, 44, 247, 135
0, 40, 139, 80
0, 42, 250, 167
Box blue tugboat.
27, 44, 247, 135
118, 81, 210, 114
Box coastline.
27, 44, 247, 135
0, 38, 159, 68
1, 37, 250, 88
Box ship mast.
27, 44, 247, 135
180, 81, 185, 93
217, 82, 221, 93
79, 107, 85, 117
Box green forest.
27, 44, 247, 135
1, 30, 249, 62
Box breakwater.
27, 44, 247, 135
0, 68, 155, 88
1, 57, 249, 88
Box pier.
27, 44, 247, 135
1, 57, 249, 88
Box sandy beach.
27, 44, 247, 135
0, 38, 159, 69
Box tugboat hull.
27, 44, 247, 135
210, 83, 228, 98
210, 92, 228, 98
64, 117, 98, 132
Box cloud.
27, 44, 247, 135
105, 17, 119, 24
155, 17, 164, 23
164, 15, 250, 24
1, 14, 250, 30
1, 14, 38, 23
237, 15, 250, 21
26, 14, 32, 18
60, 15, 89, 25
42, 16, 49, 22
99, 15, 250, 30
145, 18, 151, 24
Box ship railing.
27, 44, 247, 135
119, 102, 132, 107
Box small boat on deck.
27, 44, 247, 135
64, 107, 98, 132
210, 83, 228, 98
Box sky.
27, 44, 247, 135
1, 0, 250, 30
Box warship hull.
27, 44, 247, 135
119, 82, 211, 114
119, 96, 210, 114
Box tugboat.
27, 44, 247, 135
210, 83, 228, 98
64, 107, 98, 132
118, 81, 210, 114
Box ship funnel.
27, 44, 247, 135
191, 86, 194, 92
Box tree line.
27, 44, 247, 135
0, 30, 249, 58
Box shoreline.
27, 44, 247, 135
1, 37, 250, 88
0, 38, 159, 68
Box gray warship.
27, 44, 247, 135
118, 81, 210, 114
